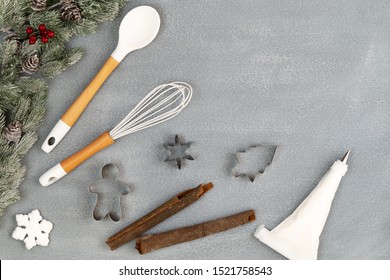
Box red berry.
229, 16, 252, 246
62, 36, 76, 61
38, 24, 46, 32
26, 26, 34, 34
41, 36, 49, 43
29, 35, 37, 41
29, 37, 36, 44
40, 30, 48, 36
47, 30, 55, 38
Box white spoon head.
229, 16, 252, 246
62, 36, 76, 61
112, 6, 160, 61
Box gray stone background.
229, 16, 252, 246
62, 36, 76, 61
0, 0, 389, 259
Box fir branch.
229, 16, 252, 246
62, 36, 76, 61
63, 18, 97, 36
0, 0, 28, 32
14, 131, 37, 155
0, 82, 23, 109
79, 0, 127, 22
63, 47, 83, 65
14, 96, 32, 121
39, 43, 64, 63
39, 59, 64, 77
0, 163, 25, 216
14, 76, 47, 94
0, 40, 20, 81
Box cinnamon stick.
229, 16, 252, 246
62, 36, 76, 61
135, 209, 256, 254
106, 182, 213, 250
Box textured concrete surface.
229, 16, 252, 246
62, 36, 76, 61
1, 0, 389, 259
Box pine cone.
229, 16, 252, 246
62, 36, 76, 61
31, 0, 47, 11
3, 120, 22, 144
22, 54, 40, 74
60, 0, 82, 22
4, 32, 20, 42
4, 32, 23, 52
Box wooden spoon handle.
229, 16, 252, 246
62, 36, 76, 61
62, 56, 120, 126
41, 56, 119, 153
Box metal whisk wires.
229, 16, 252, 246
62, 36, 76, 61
109, 82, 192, 140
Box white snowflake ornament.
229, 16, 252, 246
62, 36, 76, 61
12, 209, 53, 249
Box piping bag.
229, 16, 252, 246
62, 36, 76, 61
254, 151, 350, 260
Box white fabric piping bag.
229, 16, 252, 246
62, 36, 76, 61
254, 151, 350, 260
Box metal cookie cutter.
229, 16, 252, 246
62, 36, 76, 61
232, 144, 277, 182
89, 163, 131, 221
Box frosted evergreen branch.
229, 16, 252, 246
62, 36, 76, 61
0, 0, 128, 218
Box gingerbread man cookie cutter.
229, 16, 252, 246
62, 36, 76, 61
89, 163, 131, 221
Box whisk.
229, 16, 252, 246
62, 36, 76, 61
39, 82, 192, 186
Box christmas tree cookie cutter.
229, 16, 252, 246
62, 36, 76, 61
232, 144, 277, 182
89, 163, 131, 221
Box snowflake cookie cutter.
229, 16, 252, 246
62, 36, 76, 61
89, 163, 131, 222
163, 134, 194, 169
232, 144, 278, 182
12, 209, 53, 249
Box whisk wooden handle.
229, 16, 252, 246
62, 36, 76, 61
41, 56, 119, 153
39, 132, 115, 186
61, 131, 115, 173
